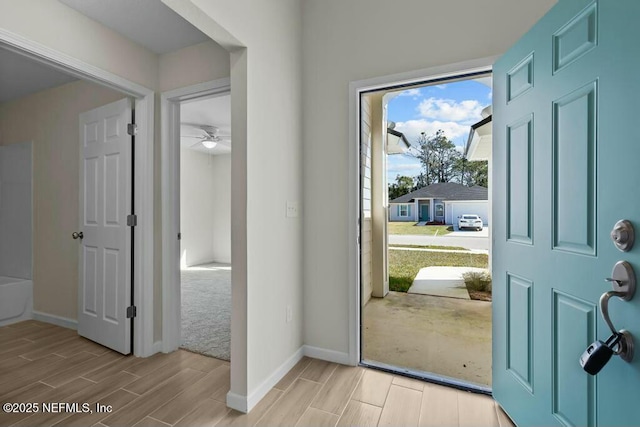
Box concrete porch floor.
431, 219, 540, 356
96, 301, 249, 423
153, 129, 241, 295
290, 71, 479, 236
362, 291, 492, 387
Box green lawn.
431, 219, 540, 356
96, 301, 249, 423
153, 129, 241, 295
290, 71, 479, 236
389, 250, 488, 292
389, 244, 468, 251
387, 222, 452, 236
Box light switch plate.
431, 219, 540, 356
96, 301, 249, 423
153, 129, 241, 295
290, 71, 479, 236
286, 201, 299, 218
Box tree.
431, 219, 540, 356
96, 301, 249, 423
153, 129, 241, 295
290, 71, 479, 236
410, 129, 488, 187
417, 130, 461, 184
452, 157, 489, 187
388, 175, 414, 200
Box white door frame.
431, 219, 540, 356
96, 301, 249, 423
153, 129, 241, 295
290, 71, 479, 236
348, 57, 496, 365
160, 78, 231, 352
0, 29, 155, 357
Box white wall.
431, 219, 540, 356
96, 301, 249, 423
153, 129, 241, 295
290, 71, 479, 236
165, 0, 304, 410
360, 96, 372, 305
210, 154, 232, 263
301, 0, 557, 356
180, 148, 215, 267
0, 80, 124, 320
0, 0, 158, 90
0, 142, 32, 279
159, 40, 230, 92
180, 148, 231, 267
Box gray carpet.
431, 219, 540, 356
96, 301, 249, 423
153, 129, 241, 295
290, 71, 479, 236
180, 263, 231, 361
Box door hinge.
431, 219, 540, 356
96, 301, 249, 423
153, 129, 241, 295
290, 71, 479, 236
127, 214, 137, 227
126, 306, 137, 319
127, 123, 138, 136
177, 232, 181, 240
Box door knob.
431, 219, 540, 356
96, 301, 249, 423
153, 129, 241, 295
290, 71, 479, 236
72, 231, 84, 240
599, 261, 635, 362
581, 261, 636, 374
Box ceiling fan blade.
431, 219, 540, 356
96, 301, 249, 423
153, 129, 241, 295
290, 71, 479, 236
189, 140, 203, 148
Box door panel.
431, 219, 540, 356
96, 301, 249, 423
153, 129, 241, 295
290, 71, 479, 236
78, 98, 132, 355
493, 1, 640, 425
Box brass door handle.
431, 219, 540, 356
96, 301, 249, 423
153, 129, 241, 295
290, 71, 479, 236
72, 231, 84, 240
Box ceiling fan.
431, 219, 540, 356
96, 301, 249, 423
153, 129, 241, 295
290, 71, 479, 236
181, 124, 231, 149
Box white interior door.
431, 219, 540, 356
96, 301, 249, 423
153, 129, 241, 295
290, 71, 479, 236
78, 98, 132, 355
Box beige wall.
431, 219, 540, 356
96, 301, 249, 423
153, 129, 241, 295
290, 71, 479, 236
159, 40, 230, 92
0, 80, 124, 320
0, 1, 231, 343
302, 0, 557, 355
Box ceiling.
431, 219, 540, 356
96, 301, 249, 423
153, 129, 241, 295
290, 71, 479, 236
1, 1, 210, 104
58, 0, 209, 54
181, 94, 231, 155
0, 48, 78, 103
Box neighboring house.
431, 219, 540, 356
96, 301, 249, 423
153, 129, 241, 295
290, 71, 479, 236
389, 182, 488, 225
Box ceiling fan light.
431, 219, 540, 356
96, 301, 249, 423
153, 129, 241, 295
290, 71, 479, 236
202, 139, 218, 149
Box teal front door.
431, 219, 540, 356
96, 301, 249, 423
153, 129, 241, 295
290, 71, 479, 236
420, 204, 429, 222
493, 1, 640, 426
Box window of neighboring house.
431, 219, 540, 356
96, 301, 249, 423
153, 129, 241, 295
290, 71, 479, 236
435, 203, 444, 217
398, 204, 409, 217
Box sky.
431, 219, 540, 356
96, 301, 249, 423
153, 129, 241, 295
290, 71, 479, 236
386, 79, 492, 182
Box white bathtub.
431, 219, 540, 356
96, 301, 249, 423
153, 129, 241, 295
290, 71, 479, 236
0, 276, 33, 326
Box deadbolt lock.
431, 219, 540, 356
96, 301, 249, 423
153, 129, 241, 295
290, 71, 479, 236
611, 220, 634, 252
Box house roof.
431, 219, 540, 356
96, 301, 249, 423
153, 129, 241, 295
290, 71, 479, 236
387, 128, 411, 154
390, 182, 488, 203
465, 105, 492, 161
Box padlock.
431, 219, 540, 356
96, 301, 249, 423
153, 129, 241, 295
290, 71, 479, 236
579, 333, 621, 375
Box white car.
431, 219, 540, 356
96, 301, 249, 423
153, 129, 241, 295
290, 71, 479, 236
458, 214, 483, 231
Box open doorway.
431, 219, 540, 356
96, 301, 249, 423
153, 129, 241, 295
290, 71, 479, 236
360, 73, 493, 392
0, 44, 154, 355
178, 94, 232, 360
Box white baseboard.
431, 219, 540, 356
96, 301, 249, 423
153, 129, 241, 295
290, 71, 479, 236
226, 391, 248, 413
303, 345, 352, 365
227, 346, 305, 413
32, 310, 77, 330
152, 340, 163, 354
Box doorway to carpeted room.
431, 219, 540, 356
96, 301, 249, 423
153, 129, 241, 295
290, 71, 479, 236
179, 95, 232, 361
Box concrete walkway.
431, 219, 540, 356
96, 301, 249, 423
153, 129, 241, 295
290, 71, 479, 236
362, 291, 492, 386
408, 266, 487, 300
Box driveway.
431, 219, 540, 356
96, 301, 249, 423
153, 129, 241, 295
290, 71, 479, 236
389, 227, 489, 250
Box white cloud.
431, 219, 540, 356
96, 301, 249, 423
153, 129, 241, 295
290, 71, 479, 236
387, 160, 422, 179
487, 91, 493, 100
417, 97, 484, 124
398, 88, 421, 97
435, 84, 447, 90
395, 119, 470, 144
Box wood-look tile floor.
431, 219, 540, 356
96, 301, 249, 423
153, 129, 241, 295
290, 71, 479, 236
0, 321, 515, 426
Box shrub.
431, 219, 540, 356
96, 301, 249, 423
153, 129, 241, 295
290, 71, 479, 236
462, 270, 492, 292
